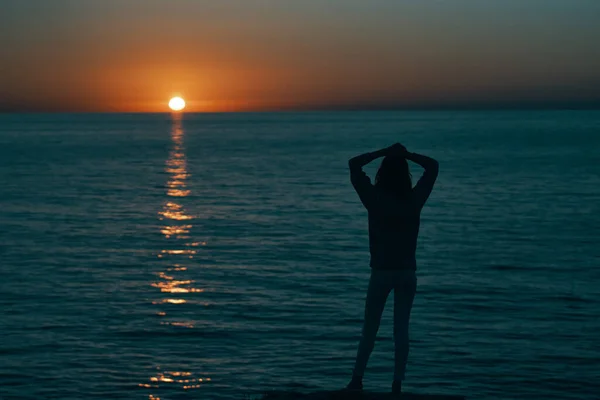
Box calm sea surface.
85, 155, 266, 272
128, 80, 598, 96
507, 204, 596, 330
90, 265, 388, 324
1, 111, 599, 400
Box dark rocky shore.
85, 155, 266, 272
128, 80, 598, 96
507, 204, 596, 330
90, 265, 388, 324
259, 390, 465, 400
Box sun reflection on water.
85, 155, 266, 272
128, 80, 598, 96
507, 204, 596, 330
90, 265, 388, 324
139, 371, 211, 393
143, 114, 211, 395
159, 202, 193, 222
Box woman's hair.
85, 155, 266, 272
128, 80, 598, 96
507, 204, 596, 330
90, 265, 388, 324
375, 155, 412, 197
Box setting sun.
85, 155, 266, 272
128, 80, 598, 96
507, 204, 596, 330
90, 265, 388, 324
169, 97, 186, 111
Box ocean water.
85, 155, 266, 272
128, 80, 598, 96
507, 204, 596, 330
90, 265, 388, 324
1, 111, 599, 400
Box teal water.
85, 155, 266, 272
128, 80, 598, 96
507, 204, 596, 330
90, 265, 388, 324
1, 111, 599, 399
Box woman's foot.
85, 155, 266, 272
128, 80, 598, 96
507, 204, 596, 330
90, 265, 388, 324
345, 375, 363, 391
392, 379, 402, 396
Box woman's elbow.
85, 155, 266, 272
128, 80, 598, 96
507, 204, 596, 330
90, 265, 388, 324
429, 160, 439, 175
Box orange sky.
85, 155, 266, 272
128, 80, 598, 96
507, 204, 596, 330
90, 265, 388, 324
1, 1, 600, 112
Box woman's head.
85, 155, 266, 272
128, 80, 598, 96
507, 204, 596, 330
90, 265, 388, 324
375, 155, 412, 197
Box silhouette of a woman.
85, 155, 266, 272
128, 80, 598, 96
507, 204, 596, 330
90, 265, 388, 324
346, 143, 439, 395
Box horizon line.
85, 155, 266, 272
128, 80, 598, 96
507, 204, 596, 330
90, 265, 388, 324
2, 102, 600, 114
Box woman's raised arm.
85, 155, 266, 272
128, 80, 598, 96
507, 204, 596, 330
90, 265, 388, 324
405, 151, 439, 209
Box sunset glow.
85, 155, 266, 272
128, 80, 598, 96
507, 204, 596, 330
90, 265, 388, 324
2, 2, 600, 112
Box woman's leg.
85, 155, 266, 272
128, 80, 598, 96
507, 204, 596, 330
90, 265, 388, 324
393, 271, 417, 381
352, 270, 393, 378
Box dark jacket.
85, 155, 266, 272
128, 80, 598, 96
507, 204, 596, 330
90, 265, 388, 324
350, 166, 437, 270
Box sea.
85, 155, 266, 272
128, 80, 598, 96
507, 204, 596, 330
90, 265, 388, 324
1, 111, 599, 400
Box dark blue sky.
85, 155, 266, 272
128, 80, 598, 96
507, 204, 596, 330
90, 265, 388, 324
2, 0, 599, 111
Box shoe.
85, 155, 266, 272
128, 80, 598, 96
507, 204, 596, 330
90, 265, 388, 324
345, 376, 363, 391
392, 379, 402, 396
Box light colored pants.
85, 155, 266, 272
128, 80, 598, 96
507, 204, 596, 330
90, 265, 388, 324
352, 268, 417, 381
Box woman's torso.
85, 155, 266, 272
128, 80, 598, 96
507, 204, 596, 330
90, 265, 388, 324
367, 191, 421, 271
